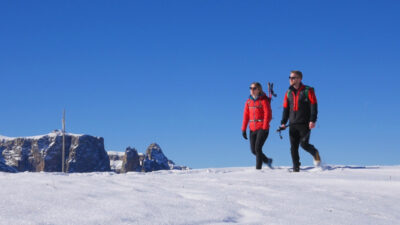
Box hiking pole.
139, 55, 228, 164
277, 124, 289, 139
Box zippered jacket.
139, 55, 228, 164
281, 83, 318, 125
242, 93, 272, 131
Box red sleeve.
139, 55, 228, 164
308, 88, 317, 104
241, 101, 249, 131
262, 99, 272, 130
283, 91, 289, 108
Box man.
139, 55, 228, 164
280, 70, 321, 172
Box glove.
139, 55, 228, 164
242, 131, 248, 140
277, 124, 286, 132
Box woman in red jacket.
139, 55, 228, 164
242, 82, 273, 170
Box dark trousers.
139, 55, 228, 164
249, 129, 270, 169
289, 124, 318, 167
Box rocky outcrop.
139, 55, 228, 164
0, 131, 187, 173
120, 147, 140, 173
144, 143, 189, 171
0, 131, 111, 173
108, 143, 189, 173
143, 143, 171, 172
0, 159, 18, 173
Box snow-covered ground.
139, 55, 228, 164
0, 165, 399, 225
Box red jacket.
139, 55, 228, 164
242, 94, 272, 131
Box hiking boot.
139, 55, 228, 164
293, 162, 300, 172
313, 150, 321, 167
265, 158, 273, 169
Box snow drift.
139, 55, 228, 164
0, 165, 398, 225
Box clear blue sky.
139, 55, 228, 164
1, 0, 399, 168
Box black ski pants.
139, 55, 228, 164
289, 123, 318, 167
249, 129, 270, 169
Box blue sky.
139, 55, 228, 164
1, 0, 399, 168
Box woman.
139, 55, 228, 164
242, 82, 273, 169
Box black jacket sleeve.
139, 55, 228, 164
308, 88, 318, 123
281, 107, 289, 125
310, 103, 318, 123
281, 91, 290, 125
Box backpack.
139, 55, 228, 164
287, 86, 311, 102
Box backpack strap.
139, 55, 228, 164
287, 90, 292, 98
304, 86, 313, 102
305, 86, 309, 98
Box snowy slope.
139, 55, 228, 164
0, 165, 399, 225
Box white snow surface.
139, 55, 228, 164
0, 165, 399, 225
0, 130, 84, 141
109, 159, 123, 171
107, 151, 125, 171
107, 151, 125, 157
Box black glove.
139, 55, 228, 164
242, 131, 248, 140
277, 125, 287, 132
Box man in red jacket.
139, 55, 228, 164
242, 82, 273, 170
280, 70, 321, 172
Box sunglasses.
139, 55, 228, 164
289, 76, 298, 80
249, 87, 258, 90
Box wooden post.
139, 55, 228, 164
62, 109, 66, 172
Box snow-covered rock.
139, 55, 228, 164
108, 143, 189, 173
143, 143, 189, 172
107, 151, 124, 173
0, 160, 17, 173
120, 147, 140, 173
0, 130, 111, 172
143, 143, 170, 172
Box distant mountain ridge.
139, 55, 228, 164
0, 130, 111, 173
0, 130, 188, 173
108, 143, 189, 173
